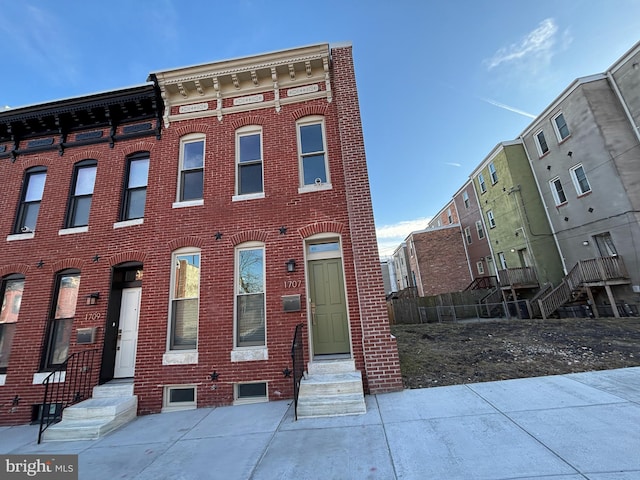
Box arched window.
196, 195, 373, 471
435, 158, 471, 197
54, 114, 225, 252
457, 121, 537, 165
169, 248, 200, 350
177, 134, 205, 203
121, 152, 150, 220
66, 159, 97, 228
14, 166, 47, 234
235, 242, 265, 348
43, 270, 80, 369
296, 116, 330, 191
235, 125, 263, 198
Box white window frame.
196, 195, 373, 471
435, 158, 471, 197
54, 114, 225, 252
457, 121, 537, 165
296, 116, 331, 193
234, 242, 267, 353
549, 177, 567, 206
477, 261, 485, 275
498, 252, 508, 270
233, 382, 268, 405
234, 126, 265, 201
447, 208, 453, 224
478, 173, 486, 193
464, 226, 472, 245
162, 385, 197, 412
487, 210, 496, 228
174, 133, 205, 207
462, 191, 470, 208
167, 248, 200, 353
488, 162, 498, 184
552, 112, 570, 142
475, 220, 485, 239
534, 129, 549, 156
569, 164, 591, 196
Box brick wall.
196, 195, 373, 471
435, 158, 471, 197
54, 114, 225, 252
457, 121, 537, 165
0, 44, 403, 425
408, 226, 472, 297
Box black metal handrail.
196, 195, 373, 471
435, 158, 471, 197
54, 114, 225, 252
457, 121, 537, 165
290, 323, 305, 421
38, 348, 99, 443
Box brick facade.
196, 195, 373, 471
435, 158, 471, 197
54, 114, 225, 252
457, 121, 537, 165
407, 226, 472, 297
0, 43, 402, 426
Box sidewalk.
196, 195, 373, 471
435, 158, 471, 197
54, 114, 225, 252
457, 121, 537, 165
2, 367, 639, 479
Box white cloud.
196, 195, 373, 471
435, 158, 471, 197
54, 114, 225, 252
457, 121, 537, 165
485, 18, 559, 70
376, 217, 431, 257
479, 97, 537, 119
445, 162, 462, 167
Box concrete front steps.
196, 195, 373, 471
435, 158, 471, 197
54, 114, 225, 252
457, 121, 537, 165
42, 381, 137, 442
296, 358, 366, 418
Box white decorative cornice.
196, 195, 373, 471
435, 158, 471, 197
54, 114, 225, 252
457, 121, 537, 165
152, 44, 332, 123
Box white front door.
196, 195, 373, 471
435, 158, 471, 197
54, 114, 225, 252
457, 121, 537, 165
114, 287, 141, 378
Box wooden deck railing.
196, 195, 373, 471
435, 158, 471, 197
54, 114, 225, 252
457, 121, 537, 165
538, 256, 628, 319
498, 267, 538, 287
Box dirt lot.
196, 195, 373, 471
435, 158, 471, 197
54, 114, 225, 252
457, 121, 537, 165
391, 317, 640, 389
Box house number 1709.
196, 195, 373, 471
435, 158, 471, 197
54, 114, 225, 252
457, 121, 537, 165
284, 280, 302, 288
85, 312, 102, 321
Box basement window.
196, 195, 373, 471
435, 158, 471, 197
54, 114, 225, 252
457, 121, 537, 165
234, 382, 268, 405
162, 385, 197, 412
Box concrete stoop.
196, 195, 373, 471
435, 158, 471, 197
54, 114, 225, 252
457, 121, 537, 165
42, 381, 137, 442
296, 359, 366, 418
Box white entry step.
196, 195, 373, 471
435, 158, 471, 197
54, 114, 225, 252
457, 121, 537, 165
42, 381, 137, 442
296, 359, 366, 418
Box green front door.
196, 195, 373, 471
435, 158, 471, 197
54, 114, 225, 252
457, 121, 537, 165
308, 258, 350, 355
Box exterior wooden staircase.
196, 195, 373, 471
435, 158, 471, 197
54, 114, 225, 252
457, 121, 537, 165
538, 256, 629, 319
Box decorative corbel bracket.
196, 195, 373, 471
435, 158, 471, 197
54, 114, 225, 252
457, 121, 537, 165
323, 57, 332, 103
213, 77, 223, 122
194, 80, 204, 96
271, 67, 281, 113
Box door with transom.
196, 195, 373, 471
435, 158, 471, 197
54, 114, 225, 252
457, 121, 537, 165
307, 240, 350, 355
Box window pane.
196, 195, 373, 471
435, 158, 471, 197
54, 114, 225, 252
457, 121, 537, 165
174, 255, 200, 299
128, 159, 149, 188
21, 203, 40, 232
55, 275, 80, 319
238, 249, 263, 294
169, 387, 195, 403
25, 172, 46, 202
183, 141, 204, 169
171, 299, 198, 349
237, 293, 265, 346
181, 170, 203, 201
239, 134, 261, 163
74, 166, 96, 195
1, 279, 24, 324
555, 114, 570, 139
239, 163, 263, 195
49, 318, 73, 365
0, 323, 17, 369
575, 167, 590, 193
302, 154, 327, 185
238, 382, 267, 398
300, 124, 324, 154
71, 196, 92, 227
126, 189, 146, 219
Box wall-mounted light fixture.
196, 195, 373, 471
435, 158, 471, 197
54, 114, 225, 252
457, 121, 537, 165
582, 240, 590, 246
85, 292, 100, 306
286, 259, 296, 273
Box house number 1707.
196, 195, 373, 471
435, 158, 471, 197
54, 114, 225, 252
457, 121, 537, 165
284, 280, 302, 288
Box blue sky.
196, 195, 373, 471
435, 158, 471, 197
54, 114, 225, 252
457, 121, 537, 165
2, 1, 640, 256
